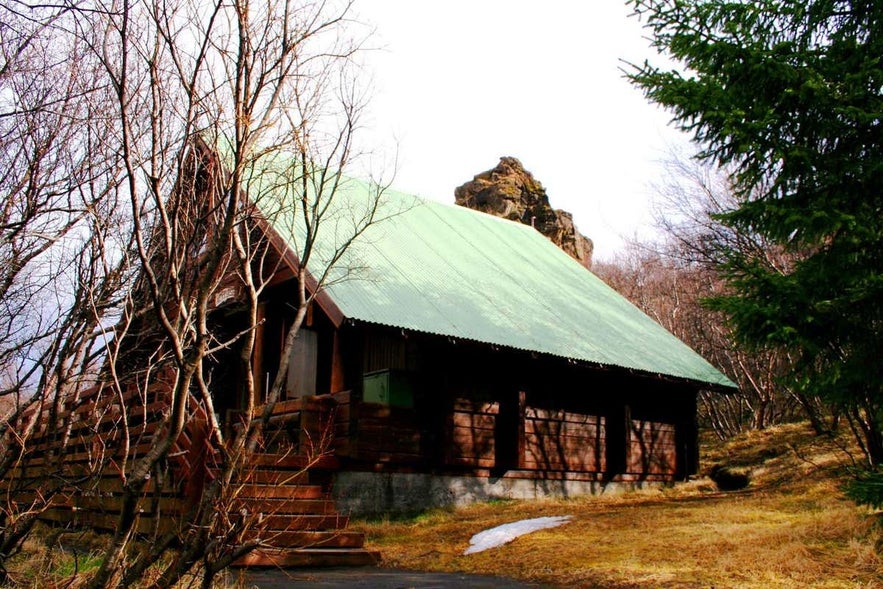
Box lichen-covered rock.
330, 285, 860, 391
454, 157, 593, 268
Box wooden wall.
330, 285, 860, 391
445, 399, 498, 469
3, 377, 197, 536
627, 419, 677, 477
339, 326, 698, 482
331, 391, 422, 467
523, 407, 606, 473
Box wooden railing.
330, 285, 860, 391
5, 383, 377, 565
252, 395, 339, 468
4, 372, 189, 534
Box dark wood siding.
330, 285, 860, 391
331, 325, 700, 482
361, 330, 409, 373
445, 398, 498, 468
627, 419, 677, 476
523, 407, 606, 472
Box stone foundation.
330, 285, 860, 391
331, 471, 654, 516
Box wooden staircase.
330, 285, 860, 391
227, 455, 379, 567
19, 382, 378, 569
227, 399, 379, 568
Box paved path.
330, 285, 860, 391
239, 567, 551, 588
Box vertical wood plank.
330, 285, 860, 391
516, 390, 526, 470
252, 302, 266, 404
329, 331, 345, 394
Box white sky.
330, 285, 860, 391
351, 1, 692, 261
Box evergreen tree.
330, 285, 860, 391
627, 0, 883, 464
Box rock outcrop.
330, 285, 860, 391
454, 157, 593, 268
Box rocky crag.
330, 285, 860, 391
454, 157, 593, 268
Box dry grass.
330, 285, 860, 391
4, 526, 106, 588
355, 423, 883, 588
4, 526, 235, 589
6, 424, 880, 588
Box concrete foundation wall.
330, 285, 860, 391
331, 471, 653, 517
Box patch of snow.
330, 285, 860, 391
463, 515, 573, 555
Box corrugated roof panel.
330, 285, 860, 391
255, 175, 736, 389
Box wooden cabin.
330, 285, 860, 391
15, 169, 734, 568
227, 179, 736, 516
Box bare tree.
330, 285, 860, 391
75, 0, 385, 586
1, 0, 387, 586
594, 155, 829, 439
0, 4, 137, 578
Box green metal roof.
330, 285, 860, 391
253, 173, 736, 390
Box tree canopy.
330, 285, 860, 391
627, 0, 883, 464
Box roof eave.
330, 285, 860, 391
345, 318, 738, 393
252, 213, 346, 328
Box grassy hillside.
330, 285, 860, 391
355, 423, 882, 588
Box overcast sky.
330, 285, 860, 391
351, 1, 693, 261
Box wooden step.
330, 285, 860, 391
234, 498, 336, 515
235, 484, 324, 500
253, 513, 349, 531
209, 469, 311, 485
232, 547, 380, 568
248, 530, 367, 549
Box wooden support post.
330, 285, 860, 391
252, 302, 266, 404
329, 331, 345, 394
494, 390, 526, 475
675, 392, 699, 480
516, 390, 526, 470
